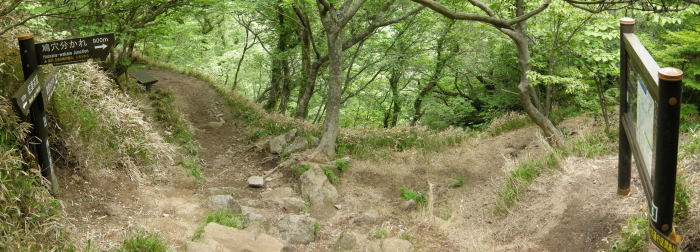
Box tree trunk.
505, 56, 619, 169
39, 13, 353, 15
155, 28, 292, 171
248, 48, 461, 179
315, 28, 343, 158
410, 20, 453, 126
295, 63, 320, 119
501, 1, 565, 148
388, 69, 401, 127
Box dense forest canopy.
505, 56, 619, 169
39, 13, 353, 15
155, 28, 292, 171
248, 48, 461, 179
2, 0, 698, 157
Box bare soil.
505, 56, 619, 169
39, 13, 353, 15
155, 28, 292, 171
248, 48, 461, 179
58, 67, 658, 251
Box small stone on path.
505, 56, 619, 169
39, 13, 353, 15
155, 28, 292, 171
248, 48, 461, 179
248, 176, 265, 188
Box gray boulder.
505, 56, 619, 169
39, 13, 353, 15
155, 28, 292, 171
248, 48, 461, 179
186, 222, 284, 252
277, 215, 316, 245
300, 165, 339, 218
270, 129, 297, 154
368, 238, 414, 252
268, 197, 306, 212
334, 230, 359, 251
354, 209, 379, 224
209, 195, 241, 213
241, 206, 267, 223
248, 176, 265, 188
284, 137, 309, 153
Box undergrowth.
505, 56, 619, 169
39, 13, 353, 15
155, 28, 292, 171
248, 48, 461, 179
114, 230, 169, 252
610, 216, 648, 252
0, 97, 67, 251
399, 187, 428, 205
493, 150, 562, 216
192, 211, 247, 241
144, 88, 202, 183
133, 53, 471, 160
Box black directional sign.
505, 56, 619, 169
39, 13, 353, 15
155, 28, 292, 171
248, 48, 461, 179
41, 74, 58, 105
35, 33, 115, 66
12, 70, 41, 116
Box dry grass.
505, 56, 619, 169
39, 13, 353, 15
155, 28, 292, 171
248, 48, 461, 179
51, 62, 177, 179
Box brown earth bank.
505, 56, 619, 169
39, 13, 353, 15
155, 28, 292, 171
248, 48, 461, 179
56, 66, 696, 251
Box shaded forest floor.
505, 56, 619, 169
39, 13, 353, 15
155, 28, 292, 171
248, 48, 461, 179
58, 66, 697, 251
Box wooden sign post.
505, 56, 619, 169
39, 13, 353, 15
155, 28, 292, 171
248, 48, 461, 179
617, 18, 684, 252
14, 33, 114, 193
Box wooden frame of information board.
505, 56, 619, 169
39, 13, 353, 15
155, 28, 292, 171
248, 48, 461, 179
617, 18, 684, 251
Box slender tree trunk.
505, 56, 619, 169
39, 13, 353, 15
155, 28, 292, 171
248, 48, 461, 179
410, 20, 453, 126
296, 63, 321, 118
233, 30, 251, 90
500, 1, 565, 148
388, 69, 401, 127
315, 28, 343, 158
278, 61, 291, 114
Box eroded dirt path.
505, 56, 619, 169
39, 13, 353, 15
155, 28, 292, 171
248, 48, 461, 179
59, 66, 649, 251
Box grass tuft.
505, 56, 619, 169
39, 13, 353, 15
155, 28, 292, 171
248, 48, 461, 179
144, 89, 202, 183
323, 166, 340, 184
399, 187, 427, 205
610, 216, 647, 252
115, 230, 169, 252
192, 211, 247, 241
493, 151, 562, 216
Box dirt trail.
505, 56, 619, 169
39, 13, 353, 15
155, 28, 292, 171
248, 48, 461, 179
60, 67, 649, 251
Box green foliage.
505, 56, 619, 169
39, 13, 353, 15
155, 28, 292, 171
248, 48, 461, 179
399, 187, 427, 205
571, 130, 617, 158
494, 151, 561, 215
335, 159, 350, 173
0, 98, 66, 250
399, 232, 415, 242
610, 216, 648, 252
313, 221, 321, 236
323, 167, 340, 184
371, 229, 389, 240
674, 174, 692, 223
449, 175, 465, 188
115, 230, 169, 252
487, 113, 533, 136
192, 211, 247, 240
291, 163, 312, 176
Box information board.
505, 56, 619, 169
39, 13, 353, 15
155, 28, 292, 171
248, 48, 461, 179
635, 75, 655, 178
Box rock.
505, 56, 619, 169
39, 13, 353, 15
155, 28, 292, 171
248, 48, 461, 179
248, 176, 265, 188
209, 195, 241, 213
241, 206, 267, 223
355, 209, 379, 224
262, 187, 295, 199
277, 215, 316, 245
334, 230, 359, 251
268, 197, 306, 212
309, 137, 320, 146
186, 222, 284, 252
400, 200, 417, 211
207, 187, 238, 196
334, 204, 342, 210
369, 238, 413, 252
270, 129, 297, 154
284, 137, 309, 153
300, 165, 339, 218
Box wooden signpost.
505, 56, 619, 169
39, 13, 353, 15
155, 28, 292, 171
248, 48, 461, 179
14, 33, 114, 193
617, 18, 683, 252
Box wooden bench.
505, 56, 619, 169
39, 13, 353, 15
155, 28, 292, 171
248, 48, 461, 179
129, 70, 158, 91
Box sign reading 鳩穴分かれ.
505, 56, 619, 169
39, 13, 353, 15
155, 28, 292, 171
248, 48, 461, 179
35, 33, 114, 66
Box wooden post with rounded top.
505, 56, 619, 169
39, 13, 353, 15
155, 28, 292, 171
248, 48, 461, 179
17, 34, 58, 193
652, 67, 683, 237
617, 18, 635, 196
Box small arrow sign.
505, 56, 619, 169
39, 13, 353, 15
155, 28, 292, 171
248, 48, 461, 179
35, 33, 115, 66
13, 70, 41, 116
